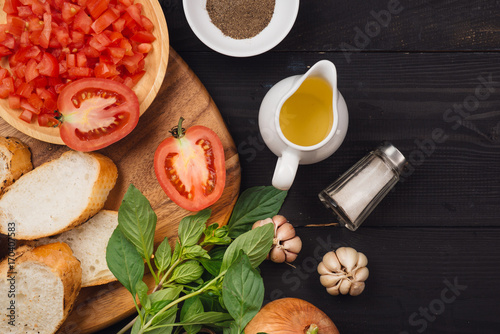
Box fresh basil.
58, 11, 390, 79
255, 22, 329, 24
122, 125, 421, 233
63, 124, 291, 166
118, 185, 157, 260
136, 280, 150, 310
178, 209, 211, 247
181, 296, 204, 334
109, 185, 288, 334
171, 240, 182, 265
148, 306, 178, 333
149, 286, 183, 305
202, 223, 232, 246
223, 253, 264, 333
220, 223, 274, 272
172, 260, 204, 284
154, 237, 171, 274
106, 228, 144, 296
183, 245, 210, 260
182, 312, 234, 327
227, 186, 287, 238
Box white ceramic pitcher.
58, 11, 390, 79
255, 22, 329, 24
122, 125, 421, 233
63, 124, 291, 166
258, 60, 349, 190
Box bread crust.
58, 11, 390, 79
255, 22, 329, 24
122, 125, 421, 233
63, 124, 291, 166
0, 151, 118, 240
52, 152, 118, 237
0, 242, 82, 334
0, 137, 33, 194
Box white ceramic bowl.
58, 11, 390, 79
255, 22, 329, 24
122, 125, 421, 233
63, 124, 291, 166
183, 0, 300, 57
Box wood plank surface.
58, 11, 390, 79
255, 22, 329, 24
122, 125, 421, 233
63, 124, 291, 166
0, 48, 241, 333
176, 51, 500, 228
162, 0, 500, 52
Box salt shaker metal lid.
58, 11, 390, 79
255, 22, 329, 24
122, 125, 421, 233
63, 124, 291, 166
376, 142, 406, 174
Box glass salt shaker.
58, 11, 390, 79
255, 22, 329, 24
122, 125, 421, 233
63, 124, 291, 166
318, 142, 406, 231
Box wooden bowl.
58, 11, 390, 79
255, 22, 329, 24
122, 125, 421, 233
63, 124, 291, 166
0, 0, 169, 144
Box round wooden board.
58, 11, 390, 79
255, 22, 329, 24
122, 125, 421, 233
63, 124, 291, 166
0, 0, 169, 144
0, 48, 241, 334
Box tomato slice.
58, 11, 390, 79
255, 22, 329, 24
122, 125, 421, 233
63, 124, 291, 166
154, 119, 226, 212
58, 78, 139, 151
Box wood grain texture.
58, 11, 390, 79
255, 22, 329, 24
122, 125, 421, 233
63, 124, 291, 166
0, 48, 241, 333
0, 0, 169, 144
163, 0, 500, 52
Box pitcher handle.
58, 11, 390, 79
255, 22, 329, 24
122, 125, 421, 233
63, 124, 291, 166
272, 150, 300, 190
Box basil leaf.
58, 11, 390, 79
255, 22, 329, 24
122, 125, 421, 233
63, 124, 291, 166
118, 184, 157, 260
178, 209, 211, 247
222, 253, 264, 333
184, 245, 210, 260
227, 186, 287, 238
171, 240, 182, 265
172, 260, 204, 284
136, 280, 150, 310
149, 306, 178, 333
106, 228, 144, 296
181, 296, 203, 334
182, 312, 234, 326
199, 292, 225, 313
202, 223, 232, 246
154, 237, 171, 273
220, 223, 274, 272
149, 286, 183, 305
200, 258, 222, 277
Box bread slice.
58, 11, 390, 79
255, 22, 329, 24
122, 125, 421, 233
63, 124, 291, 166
0, 151, 118, 240
0, 137, 33, 194
0, 242, 82, 334
34, 210, 119, 287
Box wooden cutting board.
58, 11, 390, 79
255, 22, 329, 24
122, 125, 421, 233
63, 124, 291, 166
0, 48, 241, 333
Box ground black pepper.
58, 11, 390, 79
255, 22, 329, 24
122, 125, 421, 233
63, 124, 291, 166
206, 0, 275, 40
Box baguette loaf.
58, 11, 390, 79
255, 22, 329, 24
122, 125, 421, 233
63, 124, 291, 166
0, 137, 33, 194
0, 151, 118, 240
0, 242, 82, 334
34, 210, 119, 287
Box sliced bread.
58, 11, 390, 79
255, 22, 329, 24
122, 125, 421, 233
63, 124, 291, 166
0, 242, 82, 334
0, 151, 118, 240
34, 210, 119, 287
0, 137, 33, 194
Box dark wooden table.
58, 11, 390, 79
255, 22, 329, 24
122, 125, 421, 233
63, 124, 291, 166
101, 0, 500, 333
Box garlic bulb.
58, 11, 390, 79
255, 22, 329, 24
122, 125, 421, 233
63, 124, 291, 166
318, 247, 368, 296
252, 215, 302, 263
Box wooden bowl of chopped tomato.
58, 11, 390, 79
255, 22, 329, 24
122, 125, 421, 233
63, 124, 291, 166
0, 0, 169, 145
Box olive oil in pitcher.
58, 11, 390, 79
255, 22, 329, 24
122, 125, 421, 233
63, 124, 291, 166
279, 77, 333, 147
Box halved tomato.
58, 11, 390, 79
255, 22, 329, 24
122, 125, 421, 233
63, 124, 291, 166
154, 118, 226, 212
58, 78, 139, 152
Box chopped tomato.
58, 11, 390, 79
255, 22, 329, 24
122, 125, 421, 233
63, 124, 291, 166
19, 109, 33, 123
91, 9, 119, 34
8, 94, 21, 109
58, 78, 139, 151
37, 52, 59, 77
0, 0, 155, 129
154, 118, 227, 212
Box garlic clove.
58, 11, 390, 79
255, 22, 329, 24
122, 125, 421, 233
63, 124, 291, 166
272, 215, 288, 228
349, 281, 365, 296
326, 285, 340, 296
352, 266, 369, 282
269, 247, 286, 263
252, 218, 273, 230
284, 250, 298, 263
320, 274, 345, 288
322, 251, 342, 273
339, 279, 351, 295
356, 252, 368, 268
317, 262, 330, 275
335, 247, 358, 272
276, 222, 296, 241
282, 236, 302, 253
